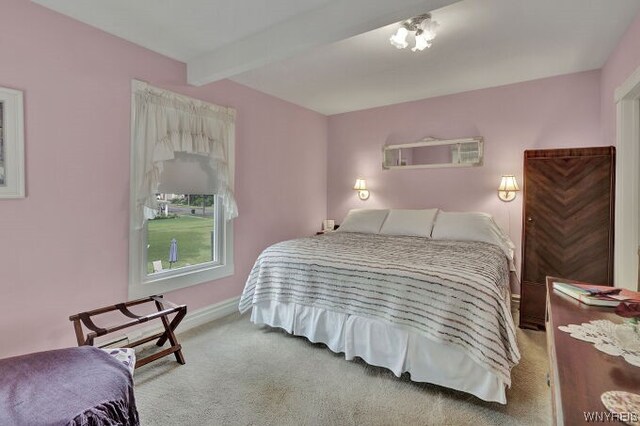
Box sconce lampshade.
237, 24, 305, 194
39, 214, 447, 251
498, 175, 520, 202
498, 175, 519, 192
353, 178, 370, 200
353, 179, 368, 191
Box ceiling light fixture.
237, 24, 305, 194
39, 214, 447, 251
390, 13, 439, 52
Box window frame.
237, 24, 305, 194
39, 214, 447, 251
128, 80, 234, 299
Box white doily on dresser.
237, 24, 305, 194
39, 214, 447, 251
559, 320, 640, 367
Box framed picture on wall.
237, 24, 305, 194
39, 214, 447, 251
0, 86, 25, 199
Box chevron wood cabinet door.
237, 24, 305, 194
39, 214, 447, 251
519, 147, 615, 330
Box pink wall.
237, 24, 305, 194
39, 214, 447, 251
0, 0, 327, 358
3, 0, 636, 357
327, 70, 603, 292
158, 80, 327, 326
600, 11, 640, 145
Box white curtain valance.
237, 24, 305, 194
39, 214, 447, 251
132, 82, 238, 229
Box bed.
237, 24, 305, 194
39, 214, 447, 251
0, 346, 139, 425
239, 209, 521, 404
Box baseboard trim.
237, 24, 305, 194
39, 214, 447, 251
181, 296, 241, 331
125, 296, 240, 344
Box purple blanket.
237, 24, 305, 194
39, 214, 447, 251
0, 346, 139, 425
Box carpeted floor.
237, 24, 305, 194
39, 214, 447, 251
135, 311, 550, 425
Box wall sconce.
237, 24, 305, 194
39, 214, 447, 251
498, 175, 520, 202
353, 178, 370, 200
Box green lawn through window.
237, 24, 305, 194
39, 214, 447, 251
147, 215, 214, 274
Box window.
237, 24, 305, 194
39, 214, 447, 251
129, 80, 237, 299
147, 193, 220, 275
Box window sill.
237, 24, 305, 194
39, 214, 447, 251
129, 262, 234, 299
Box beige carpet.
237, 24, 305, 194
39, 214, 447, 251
135, 312, 551, 425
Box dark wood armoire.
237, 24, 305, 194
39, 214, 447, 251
519, 147, 616, 329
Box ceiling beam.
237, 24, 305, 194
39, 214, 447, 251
187, 0, 460, 86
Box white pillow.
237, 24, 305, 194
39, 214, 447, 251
431, 211, 515, 260
337, 209, 389, 234
379, 209, 439, 237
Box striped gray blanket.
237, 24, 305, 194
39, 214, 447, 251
239, 232, 520, 386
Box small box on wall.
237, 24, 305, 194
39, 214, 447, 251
322, 219, 335, 232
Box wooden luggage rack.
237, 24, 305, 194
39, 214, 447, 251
69, 295, 187, 368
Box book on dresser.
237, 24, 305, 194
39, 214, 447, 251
552, 282, 640, 307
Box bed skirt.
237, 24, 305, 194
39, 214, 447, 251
250, 300, 508, 404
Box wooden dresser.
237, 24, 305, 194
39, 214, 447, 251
546, 277, 640, 425
520, 147, 615, 329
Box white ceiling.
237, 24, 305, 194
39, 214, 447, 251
32, 0, 460, 85
232, 0, 640, 114
32, 0, 335, 61
32, 0, 640, 115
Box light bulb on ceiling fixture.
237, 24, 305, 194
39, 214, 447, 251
412, 34, 431, 52
389, 27, 409, 49
420, 17, 439, 42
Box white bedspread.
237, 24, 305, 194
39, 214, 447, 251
240, 233, 520, 388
